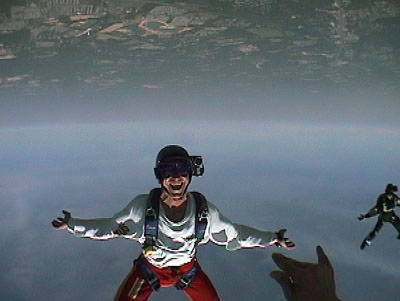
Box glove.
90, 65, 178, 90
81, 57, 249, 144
358, 214, 365, 221
274, 229, 295, 249
113, 222, 130, 235
52, 210, 72, 230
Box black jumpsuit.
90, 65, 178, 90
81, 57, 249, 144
362, 192, 400, 243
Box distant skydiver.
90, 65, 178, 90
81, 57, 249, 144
52, 145, 295, 301
358, 183, 400, 250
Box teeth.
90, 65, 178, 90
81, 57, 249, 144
170, 184, 182, 190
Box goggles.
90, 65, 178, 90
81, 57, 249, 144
158, 159, 192, 179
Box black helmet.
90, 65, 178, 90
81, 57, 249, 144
154, 145, 192, 182
386, 183, 398, 193
156, 145, 190, 162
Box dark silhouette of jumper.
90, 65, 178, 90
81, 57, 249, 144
358, 184, 400, 250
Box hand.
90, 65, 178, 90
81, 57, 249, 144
51, 210, 71, 230
358, 214, 365, 221
270, 246, 340, 301
113, 222, 130, 236
274, 229, 295, 250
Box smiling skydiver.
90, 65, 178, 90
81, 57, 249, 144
52, 145, 295, 300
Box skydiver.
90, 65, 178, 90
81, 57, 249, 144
358, 183, 400, 250
52, 145, 295, 300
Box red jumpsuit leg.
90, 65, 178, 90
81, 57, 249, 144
183, 265, 220, 301
114, 262, 153, 301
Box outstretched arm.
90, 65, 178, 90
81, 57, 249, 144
51, 194, 147, 240
52, 210, 127, 240
230, 224, 294, 250
358, 197, 382, 221
358, 207, 378, 220
207, 202, 295, 251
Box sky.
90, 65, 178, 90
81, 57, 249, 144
1, 1, 400, 299
1, 116, 400, 300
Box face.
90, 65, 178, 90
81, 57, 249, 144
158, 158, 192, 200
162, 174, 190, 200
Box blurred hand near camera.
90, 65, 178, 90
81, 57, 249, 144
270, 246, 341, 301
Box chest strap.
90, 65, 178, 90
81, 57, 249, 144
143, 189, 209, 252
143, 188, 162, 251
191, 191, 208, 245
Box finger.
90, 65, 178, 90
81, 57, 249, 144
62, 210, 71, 217
316, 245, 332, 268
57, 217, 64, 222
270, 270, 293, 300
52, 220, 64, 228
284, 240, 295, 249
278, 240, 294, 250
278, 229, 287, 237
116, 224, 127, 233
272, 253, 301, 272
272, 252, 311, 271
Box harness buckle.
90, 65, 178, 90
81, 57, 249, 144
175, 263, 198, 290
199, 209, 208, 220
146, 207, 157, 219
148, 276, 161, 290
178, 277, 191, 288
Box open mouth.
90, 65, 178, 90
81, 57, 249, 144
170, 183, 183, 191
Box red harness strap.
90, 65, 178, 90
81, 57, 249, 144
137, 255, 198, 290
